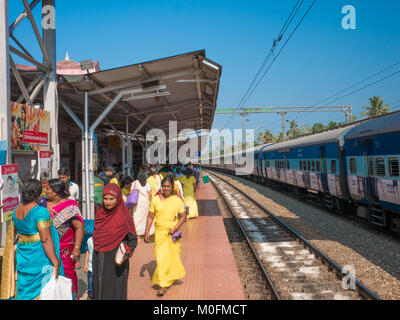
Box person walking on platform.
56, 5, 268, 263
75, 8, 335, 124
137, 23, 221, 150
180, 168, 199, 219
97, 166, 115, 185
0, 179, 64, 300
131, 171, 154, 237
45, 179, 84, 299
147, 166, 162, 198
144, 175, 186, 297
58, 167, 80, 205
92, 184, 138, 300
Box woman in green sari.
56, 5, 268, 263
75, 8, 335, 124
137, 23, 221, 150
0, 179, 64, 300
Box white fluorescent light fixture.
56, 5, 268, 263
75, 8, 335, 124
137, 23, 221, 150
176, 79, 217, 83
201, 59, 219, 70
122, 91, 171, 102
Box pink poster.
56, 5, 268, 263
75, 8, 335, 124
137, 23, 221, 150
1, 164, 19, 222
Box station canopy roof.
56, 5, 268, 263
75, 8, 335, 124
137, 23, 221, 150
11, 49, 222, 141
59, 49, 222, 140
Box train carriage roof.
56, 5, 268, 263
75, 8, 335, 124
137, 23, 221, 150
262, 125, 357, 153
344, 111, 400, 140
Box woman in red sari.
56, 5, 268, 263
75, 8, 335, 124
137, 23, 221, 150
46, 179, 84, 299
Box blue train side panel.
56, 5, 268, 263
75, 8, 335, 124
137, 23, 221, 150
344, 112, 400, 217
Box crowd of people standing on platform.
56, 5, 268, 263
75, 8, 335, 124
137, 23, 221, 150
0, 161, 202, 300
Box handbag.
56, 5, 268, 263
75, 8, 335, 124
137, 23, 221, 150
115, 242, 127, 266
125, 189, 139, 208
171, 230, 183, 242
40, 275, 73, 300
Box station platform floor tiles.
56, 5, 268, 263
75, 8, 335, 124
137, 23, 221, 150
127, 179, 245, 300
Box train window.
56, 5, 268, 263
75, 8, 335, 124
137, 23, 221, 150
331, 160, 337, 174
299, 161, 302, 170
350, 158, 357, 174
376, 158, 385, 176
389, 157, 399, 177
311, 161, 315, 172
307, 160, 311, 171
316, 160, 321, 172
287, 160, 290, 170
368, 158, 375, 176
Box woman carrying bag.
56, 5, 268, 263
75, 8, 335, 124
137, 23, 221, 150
92, 184, 138, 300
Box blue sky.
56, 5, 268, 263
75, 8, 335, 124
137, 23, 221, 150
8, 0, 400, 138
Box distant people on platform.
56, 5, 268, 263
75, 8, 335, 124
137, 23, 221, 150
120, 177, 133, 203
193, 164, 201, 190
45, 179, 84, 299
97, 166, 115, 185
180, 168, 198, 219
83, 236, 94, 300
147, 166, 163, 198
0, 179, 63, 300
109, 172, 124, 187
144, 175, 186, 297
58, 167, 80, 205
92, 184, 138, 300
131, 171, 154, 237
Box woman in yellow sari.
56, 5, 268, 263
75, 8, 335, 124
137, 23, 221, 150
144, 175, 186, 297
180, 168, 198, 219
147, 166, 162, 198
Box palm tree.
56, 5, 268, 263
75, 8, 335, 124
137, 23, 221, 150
361, 96, 390, 118
258, 129, 276, 144
287, 120, 301, 140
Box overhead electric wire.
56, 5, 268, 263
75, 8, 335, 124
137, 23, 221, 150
239, 0, 318, 109
223, 0, 307, 129
289, 58, 400, 123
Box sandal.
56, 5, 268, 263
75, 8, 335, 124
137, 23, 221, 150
157, 287, 168, 297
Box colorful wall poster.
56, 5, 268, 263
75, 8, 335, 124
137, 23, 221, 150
1, 164, 19, 222
10, 102, 50, 151
38, 151, 52, 187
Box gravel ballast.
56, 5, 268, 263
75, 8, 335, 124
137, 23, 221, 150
208, 171, 400, 300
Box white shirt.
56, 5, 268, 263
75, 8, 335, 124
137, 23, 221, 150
68, 181, 80, 202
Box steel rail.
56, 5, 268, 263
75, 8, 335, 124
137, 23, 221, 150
207, 170, 381, 301
209, 174, 282, 300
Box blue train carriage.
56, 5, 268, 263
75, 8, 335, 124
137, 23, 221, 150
261, 125, 357, 206
254, 143, 274, 183
344, 111, 400, 233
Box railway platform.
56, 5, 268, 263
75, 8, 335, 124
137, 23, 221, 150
126, 178, 245, 300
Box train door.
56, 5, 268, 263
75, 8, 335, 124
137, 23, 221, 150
319, 146, 329, 192
362, 139, 376, 201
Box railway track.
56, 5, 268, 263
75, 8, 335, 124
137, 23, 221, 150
208, 171, 380, 300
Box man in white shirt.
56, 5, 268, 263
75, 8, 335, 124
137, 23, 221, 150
58, 167, 80, 205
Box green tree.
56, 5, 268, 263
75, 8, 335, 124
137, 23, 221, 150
311, 122, 325, 133
258, 129, 276, 144
287, 120, 302, 139
361, 96, 390, 118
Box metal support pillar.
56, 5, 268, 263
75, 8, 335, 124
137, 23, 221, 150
42, 0, 59, 178
0, 0, 11, 246
278, 112, 287, 140
84, 92, 91, 219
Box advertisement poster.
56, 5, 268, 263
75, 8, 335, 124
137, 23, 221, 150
38, 151, 52, 187
10, 102, 50, 151
1, 164, 19, 222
